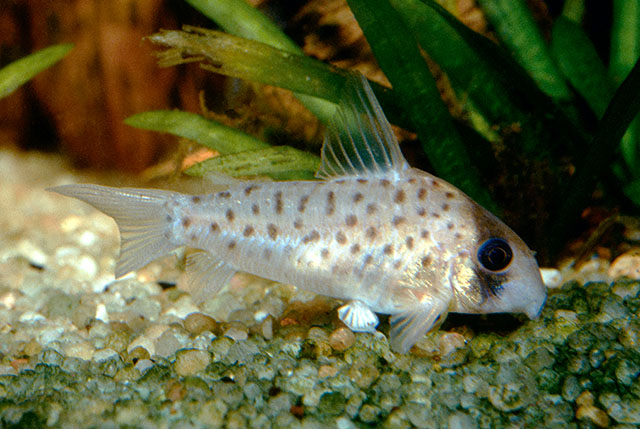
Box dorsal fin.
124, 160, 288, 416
315, 73, 409, 179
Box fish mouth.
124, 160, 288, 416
525, 294, 547, 319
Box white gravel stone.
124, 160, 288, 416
16, 239, 48, 267
191, 332, 216, 350
154, 330, 183, 358
0, 292, 16, 310
127, 336, 155, 356
37, 326, 66, 345
19, 311, 45, 323
164, 295, 199, 319
540, 268, 562, 288
174, 349, 211, 376
608, 248, 640, 279
60, 215, 83, 233
224, 326, 248, 342
77, 230, 98, 247
77, 255, 98, 279
134, 358, 154, 373
0, 365, 17, 376
92, 348, 119, 362
64, 341, 95, 360
95, 303, 109, 323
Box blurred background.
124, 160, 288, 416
0, 0, 614, 173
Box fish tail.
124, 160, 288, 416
48, 184, 180, 278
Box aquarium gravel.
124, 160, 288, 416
1, 149, 639, 428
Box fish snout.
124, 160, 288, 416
524, 292, 547, 319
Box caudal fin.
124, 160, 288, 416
48, 184, 180, 277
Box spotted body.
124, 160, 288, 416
50, 74, 546, 353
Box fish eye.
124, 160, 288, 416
477, 238, 513, 272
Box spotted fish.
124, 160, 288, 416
49, 74, 546, 353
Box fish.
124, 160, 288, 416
48, 74, 547, 353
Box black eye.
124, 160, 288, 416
477, 238, 513, 271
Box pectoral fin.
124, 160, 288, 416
389, 299, 448, 354
338, 300, 379, 333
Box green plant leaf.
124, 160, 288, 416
623, 179, 640, 206
561, 0, 585, 22
185, 0, 301, 52
185, 146, 320, 179
390, 0, 517, 123
550, 16, 613, 118
125, 110, 269, 154
610, 0, 640, 176
610, 0, 640, 83
0, 43, 73, 99
390, 0, 563, 156
477, 0, 571, 100
549, 58, 640, 255
404, 0, 589, 161
182, 0, 334, 122
148, 27, 346, 104
147, 27, 407, 129
346, 0, 496, 212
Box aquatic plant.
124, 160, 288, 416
0, 44, 73, 99
125, 0, 640, 262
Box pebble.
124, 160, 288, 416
612, 282, 640, 300
92, 348, 119, 363
19, 311, 45, 323
127, 336, 155, 356
438, 332, 467, 357
335, 416, 357, 429
329, 327, 355, 351
154, 330, 183, 358
64, 341, 95, 361
77, 230, 98, 247
260, 316, 273, 340
184, 312, 218, 335
95, 303, 109, 323
40, 348, 64, 366
487, 383, 529, 412
224, 326, 248, 342
561, 375, 582, 402
448, 412, 477, 429
127, 346, 150, 362
358, 404, 381, 424
619, 323, 640, 348
307, 326, 329, 341
266, 392, 293, 417
164, 295, 200, 319
606, 399, 640, 424
22, 340, 42, 357
134, 359, 154, 374
346, 391, 366, 418
540, 268, 562, 288
555, 309, 579, 322
318, 391, 346, 416
174, 349, 211, 376
16, 239, 48, 267
318, 365, 338, 378
0, 292, 16, 310
191, 331, 216, 350
0, 365, 17, 376
575, 391, 609, 427
405, 402, 432, 428
608, 248, 640, 279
